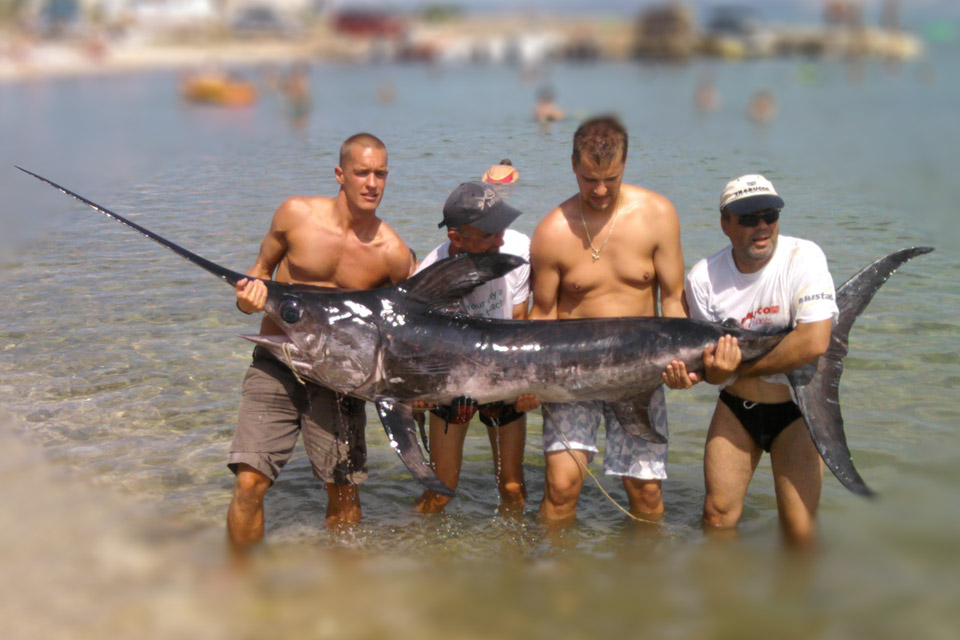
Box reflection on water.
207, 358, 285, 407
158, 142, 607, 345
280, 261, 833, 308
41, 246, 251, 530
4, 406, 954, 639
2, 49, 959, 637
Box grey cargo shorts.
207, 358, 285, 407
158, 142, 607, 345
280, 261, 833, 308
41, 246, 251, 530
228, 347, 367, 485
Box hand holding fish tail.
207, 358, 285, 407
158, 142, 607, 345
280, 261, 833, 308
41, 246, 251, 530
513, 394, 541, 413
663, 360, 699, 389
703, 335, 741, 385
432, 396, 479, 425
235, 278, 267, 314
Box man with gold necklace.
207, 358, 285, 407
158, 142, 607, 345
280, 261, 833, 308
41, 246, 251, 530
529, 115, 686, 523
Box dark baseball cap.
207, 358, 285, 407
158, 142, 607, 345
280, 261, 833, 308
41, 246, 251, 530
438, 181, 523, 233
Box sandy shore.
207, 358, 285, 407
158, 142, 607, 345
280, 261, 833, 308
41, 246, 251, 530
0, 37, 354, 84
1, 17, 923, 85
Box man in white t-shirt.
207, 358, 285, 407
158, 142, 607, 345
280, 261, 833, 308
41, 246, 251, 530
663, 174, 838, 546
414, 181, 538, 514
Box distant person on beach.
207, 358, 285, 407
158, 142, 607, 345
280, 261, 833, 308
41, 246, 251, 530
228, 133, 416, 558
534, 86, 565, 123
414, 181, 538, 514
282, 60, 312, 124
378, 79, 396, 105
529, 115, 686, 523
482, 159, 519, 185
748, 89, 776, 124
662, 174, 838, 547
82, 28, 109, 63
695, 71, 720, 113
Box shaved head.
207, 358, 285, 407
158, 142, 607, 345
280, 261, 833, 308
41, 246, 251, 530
339, 133, 386, 167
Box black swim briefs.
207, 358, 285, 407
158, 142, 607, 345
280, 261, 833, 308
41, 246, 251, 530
430, 399, 525, 429
718, 389, 804, 453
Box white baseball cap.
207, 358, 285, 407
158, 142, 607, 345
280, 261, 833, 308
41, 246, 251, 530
719, 174, 785, 215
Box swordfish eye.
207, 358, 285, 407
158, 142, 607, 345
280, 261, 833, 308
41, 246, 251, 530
279, 298, 303, 324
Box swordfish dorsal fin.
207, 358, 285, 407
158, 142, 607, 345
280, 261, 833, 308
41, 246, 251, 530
789, 247, 934, 497
398, 253, 527, 312
17, 166, 250, 288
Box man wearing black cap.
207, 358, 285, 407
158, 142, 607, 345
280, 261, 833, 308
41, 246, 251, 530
413, 181, 537, 514
663, 174, 838, 546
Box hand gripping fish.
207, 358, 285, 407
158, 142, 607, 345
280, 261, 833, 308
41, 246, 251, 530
20, 167, 932, 498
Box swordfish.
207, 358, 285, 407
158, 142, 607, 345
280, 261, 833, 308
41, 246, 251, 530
20, 167, 931, 498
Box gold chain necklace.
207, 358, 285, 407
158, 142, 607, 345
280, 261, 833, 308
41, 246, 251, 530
579, 191, 623, 262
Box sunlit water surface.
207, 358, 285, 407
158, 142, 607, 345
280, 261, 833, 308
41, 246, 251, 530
1, 46, 958, 638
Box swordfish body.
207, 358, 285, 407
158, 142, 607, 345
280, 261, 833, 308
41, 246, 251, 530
250, 299, 784, 431
20, 167, 932, 499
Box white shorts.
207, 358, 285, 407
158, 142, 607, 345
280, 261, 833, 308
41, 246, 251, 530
542, 386, 668, 480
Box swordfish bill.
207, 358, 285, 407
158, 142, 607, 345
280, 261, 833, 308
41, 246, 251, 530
16, 166, 249, 288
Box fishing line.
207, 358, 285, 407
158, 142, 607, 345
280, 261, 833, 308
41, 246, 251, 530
541, 403, 664, 526
281, 342, 308, 387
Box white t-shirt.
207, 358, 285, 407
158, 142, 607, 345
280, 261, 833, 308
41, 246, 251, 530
416, 229, 531, 320
685, 235, 839, 387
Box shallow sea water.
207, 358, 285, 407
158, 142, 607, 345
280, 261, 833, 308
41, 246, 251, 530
1, 44, 958, 638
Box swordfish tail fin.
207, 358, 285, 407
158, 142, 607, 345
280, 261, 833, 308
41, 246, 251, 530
17, 166, 249, 288
788, 247, 934, 497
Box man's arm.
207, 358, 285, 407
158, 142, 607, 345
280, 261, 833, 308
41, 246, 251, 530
664, 319, 831, 390
385, 237, 418, 284
670, 318, 832, 388
236, 200, 296, 313
511, 299, 529, 320
652, 200, 686, 319
528, 216, 562, 320
736, 318, 833, 378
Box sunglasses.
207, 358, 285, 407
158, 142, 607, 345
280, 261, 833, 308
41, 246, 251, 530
735, 209, 780, 227
456, 229, 500, 243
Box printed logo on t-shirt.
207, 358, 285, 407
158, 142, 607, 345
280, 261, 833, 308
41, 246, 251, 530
465, 288, 505, 317
740, 304, 781, 328
797, 292, 834, 306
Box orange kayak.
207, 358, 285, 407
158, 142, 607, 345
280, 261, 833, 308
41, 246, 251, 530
182, 76, 257, 107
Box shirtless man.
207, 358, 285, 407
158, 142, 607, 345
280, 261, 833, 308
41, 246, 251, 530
663, 174, 837, 546
227, 133, 415, 556
534, 86, 566, 124
529, 115, 686, 522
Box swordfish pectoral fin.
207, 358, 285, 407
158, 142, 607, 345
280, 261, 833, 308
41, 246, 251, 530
609, 386, 668, 445
375, 399, 455, 498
